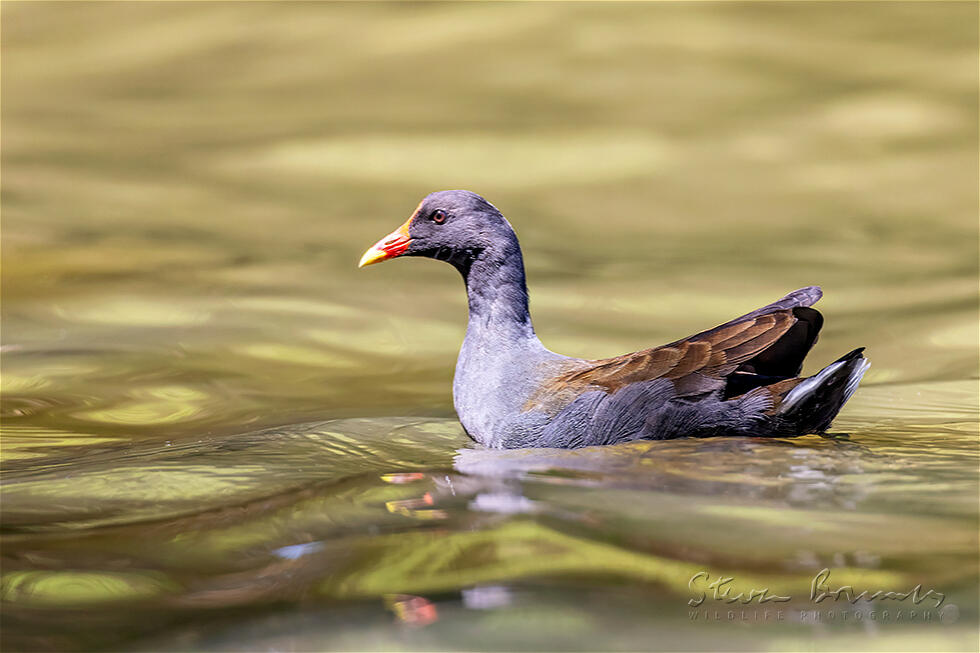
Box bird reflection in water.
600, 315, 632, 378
381, 473, 448, 519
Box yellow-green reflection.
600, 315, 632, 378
1, 571, 179, 607
74, 385, 213, 426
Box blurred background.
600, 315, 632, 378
2, 2, 978, 652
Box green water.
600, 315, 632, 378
2, 2, 978, 651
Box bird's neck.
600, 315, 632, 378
457, 244, 540, 347
450, 238, 554, 445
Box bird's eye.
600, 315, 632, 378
432, 210, 446, 224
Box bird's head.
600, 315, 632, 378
358, 190, 515, 271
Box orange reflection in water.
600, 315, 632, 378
385, 594, 439, 627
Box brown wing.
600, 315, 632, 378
542, 310, 799, 400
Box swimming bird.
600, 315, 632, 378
359, 190, 869, 449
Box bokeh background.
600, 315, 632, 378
2, 2, 978, 652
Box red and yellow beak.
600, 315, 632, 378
358, 217, 413, 268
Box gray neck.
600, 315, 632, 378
457, 244, 540, 348
452, 242, 555, 446
453, 239, 554, 446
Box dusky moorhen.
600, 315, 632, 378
359, 190, 869, 449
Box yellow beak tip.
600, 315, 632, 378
358, 248, 385, 268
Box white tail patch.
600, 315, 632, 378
779, 356, 869, 414
842, 358, 871, 404
780, 361, 844, 412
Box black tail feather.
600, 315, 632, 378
723, 307, 825, 399
775, 348, 869, 434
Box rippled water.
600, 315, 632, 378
2, 3, 978, 651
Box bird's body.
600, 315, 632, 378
360, 190, 869, 449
